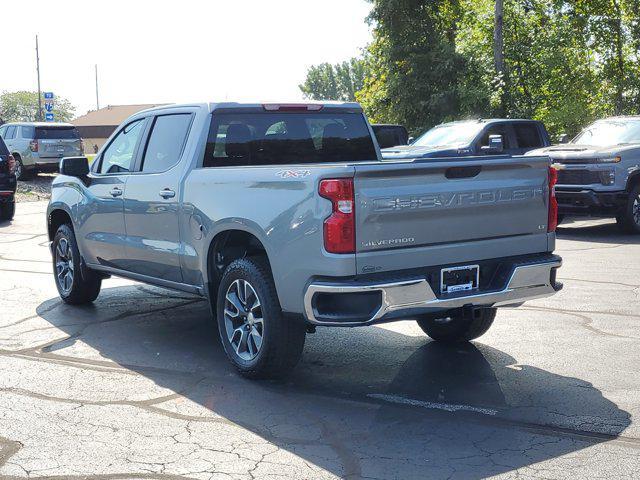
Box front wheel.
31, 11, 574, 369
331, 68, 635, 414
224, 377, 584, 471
216, 257, 306, 379
52, 224, 102, 304
616, 185, 640, 234
417, 308, 497, 343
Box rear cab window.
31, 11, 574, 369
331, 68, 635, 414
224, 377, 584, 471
35, 127, 80, 140
203, 110, 377, 167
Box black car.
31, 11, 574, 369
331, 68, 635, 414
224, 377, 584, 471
0, 136, 16, 221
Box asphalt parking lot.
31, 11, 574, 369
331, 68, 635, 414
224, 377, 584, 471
1, 201, 639, 479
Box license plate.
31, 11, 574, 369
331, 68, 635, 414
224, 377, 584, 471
440, 265, 479, 294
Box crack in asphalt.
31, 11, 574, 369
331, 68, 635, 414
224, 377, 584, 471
558, 276, 640, 289
3, 205, 640, 478
521, 306, 640, 340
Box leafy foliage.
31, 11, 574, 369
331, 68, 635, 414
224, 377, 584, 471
300, 0, 640, 139
299, 58, 366, 101
0, 91, 75, 124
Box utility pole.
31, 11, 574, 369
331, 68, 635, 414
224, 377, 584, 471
95, 64, 100, 110
36, 35, 43, 121
493, 0, 505, 116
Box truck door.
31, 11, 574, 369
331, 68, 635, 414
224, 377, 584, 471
80, 119, 147, 268
122, 112, 194, 284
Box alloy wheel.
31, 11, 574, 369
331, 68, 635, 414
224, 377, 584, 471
55, 237, 74, 294
14, 160, 22, 180
634, 195, 640, 226
224, 279, 264, 361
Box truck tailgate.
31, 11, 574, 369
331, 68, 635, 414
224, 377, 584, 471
354, 156, 553, 273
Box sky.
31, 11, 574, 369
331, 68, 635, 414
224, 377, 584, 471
2, 0, 373, 118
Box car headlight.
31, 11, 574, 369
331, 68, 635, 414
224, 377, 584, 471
597, 156, 621, 163
599, 170, 616, 185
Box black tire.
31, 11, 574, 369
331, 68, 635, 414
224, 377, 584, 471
216, 256, 306, 379
0, 202, 15, 221
416, 308, 497, 343
13, 155, 31, 181
52, 224, 102, 305
616, 185, 640, 234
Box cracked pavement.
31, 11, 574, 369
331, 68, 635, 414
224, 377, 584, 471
0, 202, 639, 479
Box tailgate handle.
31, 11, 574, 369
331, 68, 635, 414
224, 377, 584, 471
445, 165, 482, 179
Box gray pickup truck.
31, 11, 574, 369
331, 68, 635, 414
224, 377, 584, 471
47, 102, 562, 378
527, 116, 640, 233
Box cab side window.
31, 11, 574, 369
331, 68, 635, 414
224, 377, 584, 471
99, 120, 145, 174
513, 123, 543, 148
141, 114, 193, 173
479, 125, 511, 149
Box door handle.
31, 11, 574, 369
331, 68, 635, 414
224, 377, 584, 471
109, 187, 123, 197
159, 188, 176, 199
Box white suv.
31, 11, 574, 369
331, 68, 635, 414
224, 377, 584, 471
0, 122, 83, 179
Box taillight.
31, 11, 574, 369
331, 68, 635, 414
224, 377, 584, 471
319, 178, 355, 254
7, 154, 16, 175
29, 140, 38, 152
548, 166, 558, 232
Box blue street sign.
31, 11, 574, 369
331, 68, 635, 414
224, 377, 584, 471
44, 102, 54, 113
43, 92, 54, 100
45, 113, 54, 122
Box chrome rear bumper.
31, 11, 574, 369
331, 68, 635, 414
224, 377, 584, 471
303, 259, 562, 326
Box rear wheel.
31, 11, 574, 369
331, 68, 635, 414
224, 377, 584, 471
13, 155, 30, 180
616, 185, 640, 234
52, 224, 102, 304
0, 201, 15, 221
216, 257, 306, 379
417, 308, 497, 343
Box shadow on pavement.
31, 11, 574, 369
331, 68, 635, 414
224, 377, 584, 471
557, 217, 639, 245
36, 286, 631, 478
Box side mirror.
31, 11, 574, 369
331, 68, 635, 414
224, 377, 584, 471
481, 134, 504, 153
60, 156, 90, 177
558, 134, 569, 144
408, 136, 415, 145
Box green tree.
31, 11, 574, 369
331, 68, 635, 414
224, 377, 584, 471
0, 91, 75, 124
299, 58, 366, 101
357, 0, 485, 135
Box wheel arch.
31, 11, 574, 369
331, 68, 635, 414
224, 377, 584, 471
205, 228, 274, 304
626, 169, 640, 192
47, 208, 73, 242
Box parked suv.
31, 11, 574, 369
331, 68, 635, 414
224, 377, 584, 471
0, 136, 17, 221
382, 119, 551, 159
47, 102, 561, 378
0, 122, 83, 179
527, 116, 640, 233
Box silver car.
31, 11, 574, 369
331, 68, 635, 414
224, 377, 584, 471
0, 122, 83, 179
